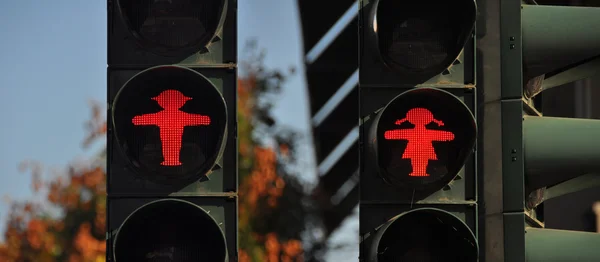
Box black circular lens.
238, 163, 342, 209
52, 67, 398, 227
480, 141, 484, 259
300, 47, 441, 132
114, 199, 227, 262
112, 65, 227, 186
375, 88, 476, 190
374, 209, 478, 262
376, 1, 475, 73
119, 0, 226, 51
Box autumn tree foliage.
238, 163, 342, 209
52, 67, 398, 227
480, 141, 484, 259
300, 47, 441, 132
0, 42, 311, 262
0, 102, 107, 262
237, 41, 309, 262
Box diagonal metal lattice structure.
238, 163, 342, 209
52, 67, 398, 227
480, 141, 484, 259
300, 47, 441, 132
297, 0, 359, 235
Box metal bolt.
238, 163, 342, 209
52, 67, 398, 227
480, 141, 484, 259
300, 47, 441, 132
512, 149, 517, 153
510, 36, 515, 41
512, 157, 517, 161
510, 44, 516, 49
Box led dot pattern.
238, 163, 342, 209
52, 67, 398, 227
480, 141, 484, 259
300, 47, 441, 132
376, 88, 476, 190
112, 65, 227, 185
384, 108, 455, 177
132, 89, 211, 166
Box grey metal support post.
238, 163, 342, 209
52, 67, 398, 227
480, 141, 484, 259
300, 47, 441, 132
477, 0, 505, 261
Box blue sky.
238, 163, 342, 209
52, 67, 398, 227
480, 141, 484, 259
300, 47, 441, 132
0, 0, 356, 260
0, 1, 107, 220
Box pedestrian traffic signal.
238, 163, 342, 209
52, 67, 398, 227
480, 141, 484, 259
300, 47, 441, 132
516, 4, 600, 260
106, 0, 237, 261
112, 65, 227, 186
477, 2, 600, 261
359, 0, 479, 261
371, 88, 476, 191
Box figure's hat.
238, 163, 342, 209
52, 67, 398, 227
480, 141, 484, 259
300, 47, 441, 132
152, 89, 192, 108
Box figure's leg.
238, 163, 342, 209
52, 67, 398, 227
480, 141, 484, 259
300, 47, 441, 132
409, 157, 429, 177
160, 128, 184, 166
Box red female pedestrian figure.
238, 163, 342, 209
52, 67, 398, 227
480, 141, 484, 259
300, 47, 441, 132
132, 89, 211, 166
384, 108, 455, 177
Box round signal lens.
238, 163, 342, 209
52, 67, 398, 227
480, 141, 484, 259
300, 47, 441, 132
119, 0, 226, 54
375, 88, 476, 190
112, 65, 227, 185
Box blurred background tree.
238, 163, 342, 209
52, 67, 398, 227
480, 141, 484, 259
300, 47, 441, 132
0, 101, 107, 262
237, 40, 312, 262
0, 42, 316, 262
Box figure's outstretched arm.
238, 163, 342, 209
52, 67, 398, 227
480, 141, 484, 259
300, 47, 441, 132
132, 113, 158, 125
430, 130, 455, 141
384, 129, 411, 140
185, 114, 211, 126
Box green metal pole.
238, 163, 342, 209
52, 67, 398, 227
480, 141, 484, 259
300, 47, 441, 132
525, 227, 600, 262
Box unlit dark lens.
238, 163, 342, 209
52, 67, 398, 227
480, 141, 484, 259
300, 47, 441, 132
120, 0, 224, 49
377, 1, 469, 72
115, 200, 227, 261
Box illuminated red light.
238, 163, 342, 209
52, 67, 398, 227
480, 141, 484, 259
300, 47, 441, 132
384, 108, 455, 177
132, 89, 211, 166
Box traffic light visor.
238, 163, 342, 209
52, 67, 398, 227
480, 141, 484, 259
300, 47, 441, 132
112, 65, 227, 186
375, 0, 476, 76
374, 88, 476, 190
118, 0, 226, 54
371, 208, 478, 262
113, 199, 227, 261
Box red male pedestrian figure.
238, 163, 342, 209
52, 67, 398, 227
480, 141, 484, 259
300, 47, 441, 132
384, 108, 454, 177
132, 89, 211, 166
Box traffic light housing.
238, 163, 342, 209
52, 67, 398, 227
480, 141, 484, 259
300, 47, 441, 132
489, 2, 600, 261
359, 0, 479, 261
106, 0, 237, 261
